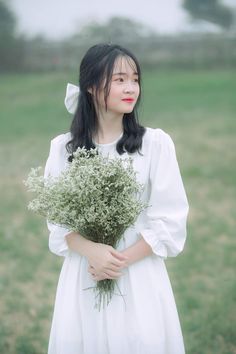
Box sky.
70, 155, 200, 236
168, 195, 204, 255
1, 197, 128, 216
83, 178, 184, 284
9, 0, 236, 40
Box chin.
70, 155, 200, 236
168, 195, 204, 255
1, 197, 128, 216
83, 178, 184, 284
125, 109, 134, 114
122, 108, 134, 113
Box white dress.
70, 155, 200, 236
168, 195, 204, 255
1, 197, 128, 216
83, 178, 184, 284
44, 127, 189, 354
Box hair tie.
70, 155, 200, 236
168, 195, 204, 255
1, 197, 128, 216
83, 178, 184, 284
64, 83, 80, 114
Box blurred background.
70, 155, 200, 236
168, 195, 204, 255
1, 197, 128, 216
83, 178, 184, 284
0, 0, 235, 353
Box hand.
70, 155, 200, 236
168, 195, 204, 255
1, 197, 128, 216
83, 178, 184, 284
88, 265, 109, 281
86, 243, 129, 281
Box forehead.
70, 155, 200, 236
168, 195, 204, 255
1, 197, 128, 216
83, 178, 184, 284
112, 56, 138, 74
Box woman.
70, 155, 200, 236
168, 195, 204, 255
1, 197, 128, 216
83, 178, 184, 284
44, 43, 189, 354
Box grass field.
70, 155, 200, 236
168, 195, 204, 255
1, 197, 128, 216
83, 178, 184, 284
0, 68, 235, 353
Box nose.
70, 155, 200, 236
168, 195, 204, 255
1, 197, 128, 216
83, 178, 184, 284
124, 81, 135, 93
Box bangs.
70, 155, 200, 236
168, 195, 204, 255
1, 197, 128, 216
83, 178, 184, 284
117, 55, 139, 77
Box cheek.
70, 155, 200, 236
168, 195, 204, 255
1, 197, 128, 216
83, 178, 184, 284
107, 88, 120, 102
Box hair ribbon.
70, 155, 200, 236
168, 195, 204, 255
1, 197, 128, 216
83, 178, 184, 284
64, 83, 80, 114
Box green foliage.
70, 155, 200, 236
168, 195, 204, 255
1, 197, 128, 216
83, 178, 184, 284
0, 0, 16, 37
183, 0, 234, 29
76, 16, 154, 45
0, 1, 25, 71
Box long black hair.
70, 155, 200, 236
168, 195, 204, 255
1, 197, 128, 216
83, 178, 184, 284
66, 43, 146, 160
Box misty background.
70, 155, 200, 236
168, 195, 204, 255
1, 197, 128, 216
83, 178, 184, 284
1, 0, 236, 72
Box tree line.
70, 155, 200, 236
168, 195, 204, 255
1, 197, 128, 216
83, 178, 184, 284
0, 0, 235, 72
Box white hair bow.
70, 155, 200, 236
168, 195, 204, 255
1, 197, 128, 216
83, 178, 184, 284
64, 83, 80, 114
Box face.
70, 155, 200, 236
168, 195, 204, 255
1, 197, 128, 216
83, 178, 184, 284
95, 56, 140, 116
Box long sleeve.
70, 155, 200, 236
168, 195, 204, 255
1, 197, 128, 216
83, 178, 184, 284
140, 130, 189, 259
44, 133, 71, 257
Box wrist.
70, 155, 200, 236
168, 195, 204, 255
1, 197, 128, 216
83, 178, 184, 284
121, 249, 133, 266
121, 237, 153, 266
80, 237, 95, 258
65, 232, 94, 257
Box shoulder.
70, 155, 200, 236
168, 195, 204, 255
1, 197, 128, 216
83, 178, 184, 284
47, 132, 71, 161
45, 133, 71, 174
49, 132, 71, 153
143, 127, 175, 150
51, 132, 71, 147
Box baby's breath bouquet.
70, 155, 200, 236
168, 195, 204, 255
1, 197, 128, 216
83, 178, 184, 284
24, 147, 146, 310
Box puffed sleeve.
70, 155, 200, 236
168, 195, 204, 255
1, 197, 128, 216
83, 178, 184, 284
44, 133, 71, 257
140, 129, 189, 259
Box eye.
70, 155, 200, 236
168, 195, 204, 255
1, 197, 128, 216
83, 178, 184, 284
116, 77, 124, 82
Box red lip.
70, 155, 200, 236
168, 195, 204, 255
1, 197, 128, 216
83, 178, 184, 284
122, 98, 135, 102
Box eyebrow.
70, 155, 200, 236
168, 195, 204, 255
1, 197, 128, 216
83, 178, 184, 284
112, 72, 139, 76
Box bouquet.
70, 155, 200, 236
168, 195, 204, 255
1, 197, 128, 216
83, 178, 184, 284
24, 147, 147, 311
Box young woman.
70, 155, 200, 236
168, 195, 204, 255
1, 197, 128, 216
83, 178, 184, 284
44, 43, 189, 354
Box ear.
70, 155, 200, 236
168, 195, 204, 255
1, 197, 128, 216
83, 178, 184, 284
87, 87, 93, 95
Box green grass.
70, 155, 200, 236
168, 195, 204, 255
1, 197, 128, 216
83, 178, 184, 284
0, 69, 235, 353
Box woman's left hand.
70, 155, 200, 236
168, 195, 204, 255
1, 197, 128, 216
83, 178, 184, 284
88, 261, 128, 281
88, 264, 107, 281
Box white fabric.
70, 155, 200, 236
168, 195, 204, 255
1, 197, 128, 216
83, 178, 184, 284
64, 83, 80, 114
44, 127, 189, 354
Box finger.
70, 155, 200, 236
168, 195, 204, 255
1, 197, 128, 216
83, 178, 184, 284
105, 270, 123, 279
98, 273, 112, 280
110, 257, 128, 268
110, 261, 128, 270
94, 275, 105, 281
94, 272, 115, 281
110, 249, 129, 261
88, 266, 95, 274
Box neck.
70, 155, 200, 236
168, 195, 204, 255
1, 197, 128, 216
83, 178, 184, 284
94, 111, 124, 142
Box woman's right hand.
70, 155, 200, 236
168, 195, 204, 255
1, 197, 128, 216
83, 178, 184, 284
85, 242, 129, 280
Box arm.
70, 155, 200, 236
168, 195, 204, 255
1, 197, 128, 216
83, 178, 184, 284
89, 130, 189, 275
65, 231, 94, 257
121, 236, 153, 266
139, 130, 189, 259
44, 134, 71, 257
